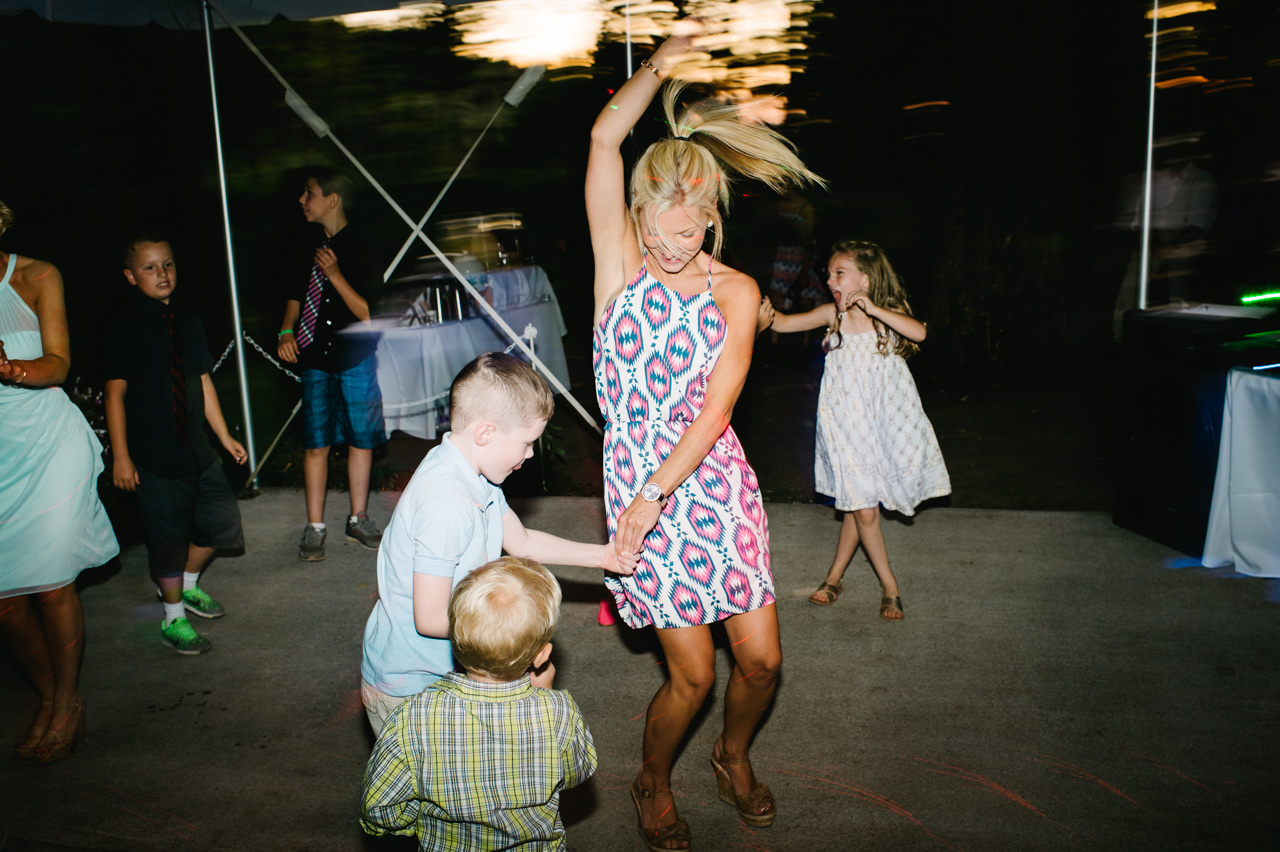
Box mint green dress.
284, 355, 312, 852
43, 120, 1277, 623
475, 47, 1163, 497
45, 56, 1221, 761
0, 253, 118, 596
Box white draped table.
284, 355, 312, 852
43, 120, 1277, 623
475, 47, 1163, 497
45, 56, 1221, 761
1201, 366, 1280, 576
375, 266, 570, 440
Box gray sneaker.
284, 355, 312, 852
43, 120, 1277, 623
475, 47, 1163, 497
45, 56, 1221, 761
345, 514, 382, 551
299, 525, 327, 561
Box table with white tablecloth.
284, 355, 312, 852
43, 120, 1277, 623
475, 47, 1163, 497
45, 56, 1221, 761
1200, 366, 1280, 576
375, 266, 570, 440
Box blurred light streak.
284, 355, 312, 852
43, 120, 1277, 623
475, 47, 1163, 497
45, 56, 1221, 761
338, 2, 444, 29
1146, 2, 1215, 20
1204, 78, 1253, 93
1241, 292, 1280, 303
453, 0, 607, 68
1154, 75, 1209, 88
1250, 362, 1280, 371
903, 100, 950, 110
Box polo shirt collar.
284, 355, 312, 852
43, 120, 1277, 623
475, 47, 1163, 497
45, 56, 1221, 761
438, 432, 499, 508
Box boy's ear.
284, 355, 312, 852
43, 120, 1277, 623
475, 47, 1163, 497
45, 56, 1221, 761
532, 642, 553, 670
474, 420, 496, 446
122, 269, 137, 287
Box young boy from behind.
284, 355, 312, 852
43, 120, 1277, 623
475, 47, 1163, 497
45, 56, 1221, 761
104, 237, 247, 655
359, 351, 634, 733
361, 556, 596, 850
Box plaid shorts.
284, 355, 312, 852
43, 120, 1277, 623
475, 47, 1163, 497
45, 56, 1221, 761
300, 356, 386, 450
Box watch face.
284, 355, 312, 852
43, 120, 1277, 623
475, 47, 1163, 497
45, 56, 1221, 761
642, 482, 662, 502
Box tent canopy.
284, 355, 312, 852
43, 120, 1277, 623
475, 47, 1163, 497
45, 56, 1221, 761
1, 1, 409, 28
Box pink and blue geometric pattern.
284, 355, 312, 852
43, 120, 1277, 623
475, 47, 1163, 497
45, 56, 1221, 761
593, 264, 775, 630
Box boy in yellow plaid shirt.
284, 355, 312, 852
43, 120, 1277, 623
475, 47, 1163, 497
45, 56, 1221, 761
360, 556, 597, 850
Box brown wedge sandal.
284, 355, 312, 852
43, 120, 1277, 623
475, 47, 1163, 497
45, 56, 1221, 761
710, 741, 776, 827
631, 777, 691, 851
808, 582, 842, 606
14, 699, 53, 759
34, 697, 86, 763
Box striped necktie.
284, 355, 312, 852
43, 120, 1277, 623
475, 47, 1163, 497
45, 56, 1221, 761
295, 237, 332, 349
161, 308, 189, 444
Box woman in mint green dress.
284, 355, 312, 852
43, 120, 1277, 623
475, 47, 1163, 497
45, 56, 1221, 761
0, 201, 119, 762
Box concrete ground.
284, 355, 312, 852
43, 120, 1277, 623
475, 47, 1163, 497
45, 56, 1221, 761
2, 489, 1278, 851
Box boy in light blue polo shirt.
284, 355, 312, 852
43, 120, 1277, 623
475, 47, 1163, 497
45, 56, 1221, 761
360, 352, 634, 733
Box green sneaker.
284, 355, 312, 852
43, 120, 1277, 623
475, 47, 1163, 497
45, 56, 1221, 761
181, 586, 225, 619
160, 617, 212, 656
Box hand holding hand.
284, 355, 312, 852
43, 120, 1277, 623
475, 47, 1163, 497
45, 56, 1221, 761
604, 539, 639, 576
615, 496, 663, 556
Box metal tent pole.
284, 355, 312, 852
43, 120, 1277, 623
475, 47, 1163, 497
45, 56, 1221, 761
1138, 0, 1160, 311
203, 0, 260, 481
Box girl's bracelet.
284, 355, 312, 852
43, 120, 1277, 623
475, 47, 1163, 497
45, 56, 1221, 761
639, 58, 661, 78
278, 329, 294, 338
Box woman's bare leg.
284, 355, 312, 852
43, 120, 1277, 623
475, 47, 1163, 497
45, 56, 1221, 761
714, 603, 782, 810
633, 624, 716, 848
0, 593, 56, 740
34, 584, 84, 707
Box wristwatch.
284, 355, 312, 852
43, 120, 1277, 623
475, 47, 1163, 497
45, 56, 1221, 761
641, 481, 665, 504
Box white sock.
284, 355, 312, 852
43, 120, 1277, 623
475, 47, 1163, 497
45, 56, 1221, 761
310, 522, 326, 531
349, 514, 361, 525
183, 571, 200, 592
163, 601, 185, 625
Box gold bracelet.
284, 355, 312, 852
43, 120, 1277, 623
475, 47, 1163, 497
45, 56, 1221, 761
640, 58, 661, 78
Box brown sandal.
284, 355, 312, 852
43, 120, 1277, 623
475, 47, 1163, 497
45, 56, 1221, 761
710, 742, 776, 827
808, 582, 842, 606
880, 595, 904, 621
14, 699, 53, 759
34, 697, 86, 763
631, 777, 691, 851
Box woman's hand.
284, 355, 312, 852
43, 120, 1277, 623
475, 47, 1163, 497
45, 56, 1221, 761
602, 540, 639, 576
0, 339, 24, 384
847, 290, 873, 315
615, 496, 664, 557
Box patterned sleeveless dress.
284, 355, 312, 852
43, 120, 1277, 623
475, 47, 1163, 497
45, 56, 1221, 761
592, 262, 774, 629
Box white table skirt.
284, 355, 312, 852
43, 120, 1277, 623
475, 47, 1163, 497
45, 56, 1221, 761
1201, 366, 1280, 576
376, 298, 570, 440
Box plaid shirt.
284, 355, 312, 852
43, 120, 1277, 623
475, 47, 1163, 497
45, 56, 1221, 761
360, 672, 597, 851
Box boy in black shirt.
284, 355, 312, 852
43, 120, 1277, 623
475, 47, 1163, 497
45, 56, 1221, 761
276, 167, 385, 560
105, 238, 246, 655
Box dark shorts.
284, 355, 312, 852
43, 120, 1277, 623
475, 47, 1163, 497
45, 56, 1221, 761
136, 459, 244, 578
301, 356, 385, 450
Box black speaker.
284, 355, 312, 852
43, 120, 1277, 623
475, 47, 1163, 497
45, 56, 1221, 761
1113, 308, 1280, 556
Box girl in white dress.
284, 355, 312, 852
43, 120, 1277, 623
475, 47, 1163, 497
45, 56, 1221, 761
761, 240, 950, 620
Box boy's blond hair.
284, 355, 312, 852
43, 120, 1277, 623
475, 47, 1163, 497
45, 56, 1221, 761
449, 352, 554, 431
449, 556, 562, 681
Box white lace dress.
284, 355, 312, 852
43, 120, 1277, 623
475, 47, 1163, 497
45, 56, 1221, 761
814, 331, 951, 514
